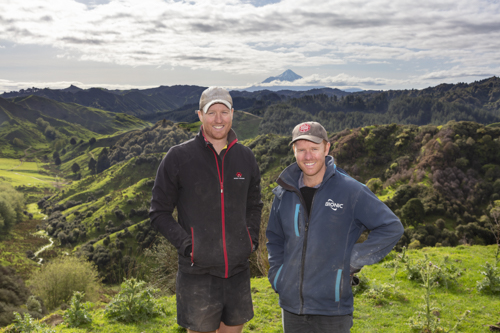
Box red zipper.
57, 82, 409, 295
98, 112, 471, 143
247, 228, 254, 252
190, 227, 194, 265
208, 138, 237, 278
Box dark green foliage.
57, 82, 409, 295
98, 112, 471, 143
104, 278, 165, 323
71, 162, 80, 174
259, 77, 500, 136
96, 148, 110, 173
69, 137, 77, 145
401, 198, 425, 227
44, 125, 57, 140
106, 120, 193, 166
0, 266, 37, 327
114, 209, 126, 220
89, 137, 96, 145
54, 156, 61, 165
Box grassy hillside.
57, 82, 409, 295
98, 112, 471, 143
0, 96, 150, 159
1, 246, 498, 332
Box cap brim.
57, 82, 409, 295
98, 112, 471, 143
202, 100, 232, 113
289, 135, 324, 145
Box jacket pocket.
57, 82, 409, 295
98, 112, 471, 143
294, 204, 300, 237
273, 264, 284, 292
335, 269, 343, 302
190, 227, 194, 265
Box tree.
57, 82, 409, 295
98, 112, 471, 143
12, 138, 24, 148
96, 148, 110, 174
89, 137, 96, 145
44, 126, 57, 140
52, 151, 60, 160
71, 162, 80, 174
401, 198, 425, 227
54, 156, 61, 166
0, 184, 25, 236
88, 157, 96, 174
70, 137, 77, 145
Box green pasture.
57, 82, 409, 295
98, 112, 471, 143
2, 245, 499, 332
0, 158, 57, 187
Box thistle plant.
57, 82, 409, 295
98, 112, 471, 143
409, 260, 470, 332
477, 262, 500, 294
11, 312, 55, 333
63, 291, 93, 328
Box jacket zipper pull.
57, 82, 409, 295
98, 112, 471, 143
191, 263, 194, 267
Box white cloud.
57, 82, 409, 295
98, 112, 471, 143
0, 0, 499, 88
0, 79, 155, 93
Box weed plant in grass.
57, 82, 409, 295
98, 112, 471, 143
104, 279, 165, 323
63, 292, 93, 328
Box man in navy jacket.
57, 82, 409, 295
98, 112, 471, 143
266, 121, 403, 332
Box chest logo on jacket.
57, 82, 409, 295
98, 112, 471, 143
325, 199, 343, 211
234, 172, 245, 180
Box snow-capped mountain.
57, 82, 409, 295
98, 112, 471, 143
262, 69, 303, 83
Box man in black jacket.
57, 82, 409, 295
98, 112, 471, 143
149, 87, 263, 333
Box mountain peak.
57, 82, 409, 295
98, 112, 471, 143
61, 85, 83, 93
262, 69, 303, 83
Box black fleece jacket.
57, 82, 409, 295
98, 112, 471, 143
149, 128, 263, 278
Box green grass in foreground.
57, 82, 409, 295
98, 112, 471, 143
2, 245, 498, 332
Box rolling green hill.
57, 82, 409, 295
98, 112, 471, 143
0, 96, 150, 159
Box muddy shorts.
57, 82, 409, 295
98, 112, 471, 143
176, 268, 254, 332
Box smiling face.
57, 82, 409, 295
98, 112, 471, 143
198, 103, 234, 145
293, 139, 331, 187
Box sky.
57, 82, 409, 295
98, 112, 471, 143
1, 0, 500, 93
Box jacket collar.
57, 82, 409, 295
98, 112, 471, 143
277, 155, 336, 192
196, 126, 238, 149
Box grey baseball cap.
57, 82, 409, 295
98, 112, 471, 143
198, 86, 233, 113
290, 121, 328, 145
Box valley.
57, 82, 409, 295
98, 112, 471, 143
1, 79, 500, 332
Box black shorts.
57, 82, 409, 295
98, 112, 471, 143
176, 268, 254, 332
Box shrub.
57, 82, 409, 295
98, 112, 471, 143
408, 239, 421, 250
143, 237, 179, 295
63, 292, 93, 328
26, 296, 42, 314
104, 278, 165, 323
114, 209, 126, 220
28, 256, 100, 310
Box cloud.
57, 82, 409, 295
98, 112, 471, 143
0, 0, 499, 87
0, 79, 156, 93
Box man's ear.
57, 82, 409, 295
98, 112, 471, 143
197, 110, 203, 122
324, 142, 331, 156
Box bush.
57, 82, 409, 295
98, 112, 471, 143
28, 256, 100, 310
63, 292, 93, 328
0, 184, 25, 235
104, 278, 165, 323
